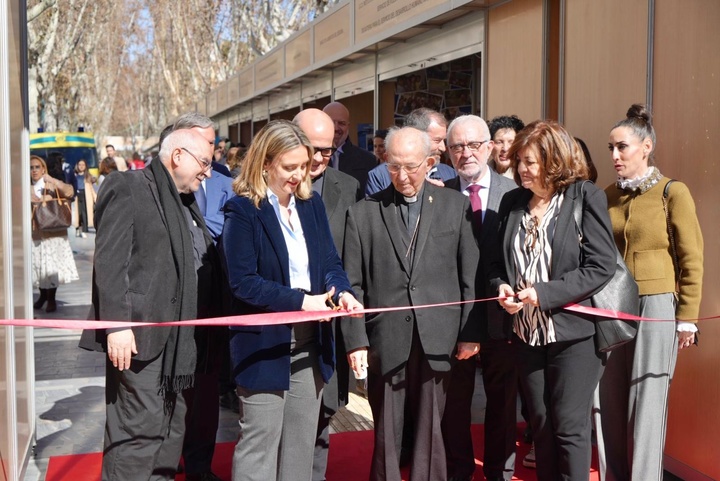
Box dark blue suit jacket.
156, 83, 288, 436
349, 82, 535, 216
201, 171, 235, 241
221, 193, 353, 391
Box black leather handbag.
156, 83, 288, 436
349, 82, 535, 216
573, 182, 639, 352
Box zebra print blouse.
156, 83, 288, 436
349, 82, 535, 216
512, 192, 565, 346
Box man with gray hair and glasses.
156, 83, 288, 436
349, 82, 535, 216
80, 112, 221, 481
443, 114, 519, 481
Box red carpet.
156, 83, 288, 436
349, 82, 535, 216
46, 424, 598, 480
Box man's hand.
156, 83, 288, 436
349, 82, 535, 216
107, 329, 137, 371
338, 291, 364, 318
347, 347, 368, 379
456, 342, 480, 360
426, 177, 445, 188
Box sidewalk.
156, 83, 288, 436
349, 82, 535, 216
24, 230, 490, 481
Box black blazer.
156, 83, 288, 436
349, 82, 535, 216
341, 182, 480, 376
79, 169, 216, 360
321, 167, 362, 253
336, 140, 377, 193
445, 170, 519, 341
488, 181, 616, 342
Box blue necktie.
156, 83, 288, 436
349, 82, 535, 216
195, 182, 207, 216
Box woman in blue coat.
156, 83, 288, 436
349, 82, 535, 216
222, 120, 362, 481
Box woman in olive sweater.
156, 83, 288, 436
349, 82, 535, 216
595, 104, 704, 481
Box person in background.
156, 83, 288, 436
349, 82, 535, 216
128, 151, 146, 170
227, 144, 246, 178
72, 159, 96, 238
574, 137, 598, 183
31, 155, 79, 313
595, 104, 703, 481
97, 157, 118, 188
222, 120, 362, 481
488, 115, 525, 180
488, 120, 616, 481
105, 144, 128, 171
323, 101, 377, 192
373, 129, 388, 163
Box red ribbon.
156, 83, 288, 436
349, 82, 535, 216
2, 297, 715, 330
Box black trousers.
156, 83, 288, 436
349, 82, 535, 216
367, 326, 450, 481
182, 326, 226, 474
441, 357, 476, 479
76, 191, 89, 232
516, 335, 603, 481
103, 354, 186, 481
480, 339, 519, 480
312, 319, 350, 481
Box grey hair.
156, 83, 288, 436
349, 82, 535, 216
385, 126, 432, 160
446, 115, 491, 141
403, 108, 447, 131
159, 112, 215, 147
158, 129, 202, 163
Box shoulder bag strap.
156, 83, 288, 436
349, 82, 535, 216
662, 179, 680, 282
572, 181, 588, 240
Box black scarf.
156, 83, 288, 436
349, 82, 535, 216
149, 159, 198, 397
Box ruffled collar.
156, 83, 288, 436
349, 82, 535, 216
616, 166, 663, 194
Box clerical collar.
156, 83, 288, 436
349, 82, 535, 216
396, 185, 424, 204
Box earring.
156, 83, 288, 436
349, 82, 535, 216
262, 170, 268, 177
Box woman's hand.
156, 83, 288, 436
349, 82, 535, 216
301, 286, 334, 321
498, 284, 523, 314
678, 331, 696, 350
337, 291, 364, 318
517, 287, 540, 308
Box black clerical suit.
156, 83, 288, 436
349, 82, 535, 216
342, 182, 480, 481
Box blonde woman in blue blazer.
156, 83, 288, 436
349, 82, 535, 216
221, 120, 362, 481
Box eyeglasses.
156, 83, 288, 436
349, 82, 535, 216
181, 147, 212, 171
386, 162, 424, 174
448, 140, 491, 154
312, 146, 337, 159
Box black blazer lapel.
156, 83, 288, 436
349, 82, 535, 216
321, 170, 342, 221
411, 183, 435, 272
503, 189, 532, 287
145, 169, 169, 232
378, 190, 412, 277
550, 184, 581, 277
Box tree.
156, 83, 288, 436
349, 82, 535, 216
28, 0, 340, 142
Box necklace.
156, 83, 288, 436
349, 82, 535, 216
406, 213, 421, 258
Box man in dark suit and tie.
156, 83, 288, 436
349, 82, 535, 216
342, 126, 481, 481
322, 101, 377, 192
443, 115, 518, 481
79, 116, 218, 480
293, 108, 363, 481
